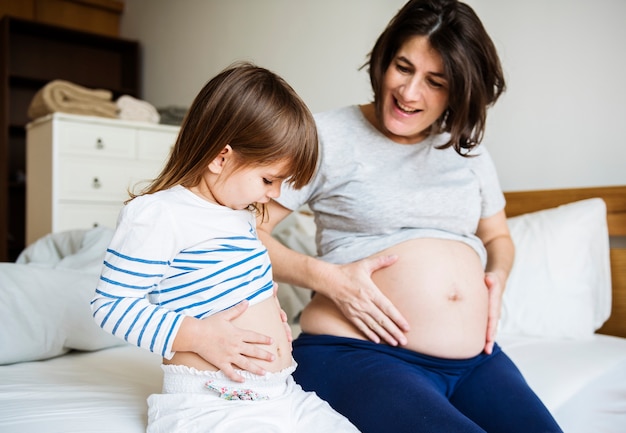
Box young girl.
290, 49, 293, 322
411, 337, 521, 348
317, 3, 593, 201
91, 63, 359, 433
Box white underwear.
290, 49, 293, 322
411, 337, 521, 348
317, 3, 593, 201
161, 361, 297, 400
147, 360, 361, 433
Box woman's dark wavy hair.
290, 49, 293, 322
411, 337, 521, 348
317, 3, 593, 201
132, 62, 318, 213
367, 0, 505, 155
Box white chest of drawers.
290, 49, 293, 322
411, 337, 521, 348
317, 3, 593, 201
25, 113, 180, 245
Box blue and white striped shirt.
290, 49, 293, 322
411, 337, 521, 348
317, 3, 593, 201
91, 185, 274, 359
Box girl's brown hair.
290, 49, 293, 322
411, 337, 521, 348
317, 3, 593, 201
367, 0, 505, 155
132, 62, 318, 204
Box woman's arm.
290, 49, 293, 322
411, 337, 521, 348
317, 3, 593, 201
257, 200, 410, 346
476, 209, 515, 354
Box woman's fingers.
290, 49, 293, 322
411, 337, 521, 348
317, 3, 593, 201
352, 317, 381, 344
361, 255, 410, 344
375, 314, 407, 346
483, 272, 503, 354
342, 292, 406, 346
370, 292, 409, 345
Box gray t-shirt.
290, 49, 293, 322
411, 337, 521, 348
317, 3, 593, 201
276, 105, 505, 267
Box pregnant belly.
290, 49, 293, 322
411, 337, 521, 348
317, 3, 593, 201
300, 238, 489, 358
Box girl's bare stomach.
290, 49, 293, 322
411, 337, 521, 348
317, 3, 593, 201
163, 297, 293, 372
300, 238, 489, 359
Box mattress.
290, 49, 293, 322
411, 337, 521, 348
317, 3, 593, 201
0, 344, 162, 433
499, 333, 626, 433
1, 335, 625, 433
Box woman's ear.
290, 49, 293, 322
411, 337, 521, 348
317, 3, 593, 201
207, 144, 233, 174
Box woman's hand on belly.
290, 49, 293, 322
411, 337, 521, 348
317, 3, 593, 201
314, 254, 411, 346
484, 271, 504, 354
166, 297, 292, 382
302, 238, 491, 359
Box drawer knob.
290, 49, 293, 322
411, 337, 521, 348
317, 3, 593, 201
92, 177, 102, 189
96, 138, 104, 149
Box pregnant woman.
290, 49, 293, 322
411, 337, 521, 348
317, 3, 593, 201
257, 1, 563, 432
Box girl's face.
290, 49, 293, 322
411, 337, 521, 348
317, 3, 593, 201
197, 146, 290, 210
215, 160, 289, 210
378, 35, 449, 144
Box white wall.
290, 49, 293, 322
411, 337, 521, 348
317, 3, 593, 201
121, 0, 626, 192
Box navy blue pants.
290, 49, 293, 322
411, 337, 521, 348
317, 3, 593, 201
293, 333, 563, 433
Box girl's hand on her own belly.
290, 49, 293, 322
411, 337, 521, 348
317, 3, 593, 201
168, 298, 289, 383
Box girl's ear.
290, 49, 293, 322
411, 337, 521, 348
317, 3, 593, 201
207, 144, 233, 174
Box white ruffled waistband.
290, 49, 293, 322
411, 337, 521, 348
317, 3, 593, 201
161, 360, 297, 399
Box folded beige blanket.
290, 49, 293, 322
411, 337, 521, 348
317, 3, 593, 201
27, 80, 118, 120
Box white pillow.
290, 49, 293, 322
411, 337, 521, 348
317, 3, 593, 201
0, 264, 126, 365
499, 198, 611, 339
0, 227, 125, 365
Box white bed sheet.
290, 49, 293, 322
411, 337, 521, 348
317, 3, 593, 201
1, 335, 625, 432
0, 344, 162, 433
500, 333, 626, 433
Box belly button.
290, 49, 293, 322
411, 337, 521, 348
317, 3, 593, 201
448, 292, 460, 302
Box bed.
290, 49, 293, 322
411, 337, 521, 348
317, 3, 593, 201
1, 185, 625, 432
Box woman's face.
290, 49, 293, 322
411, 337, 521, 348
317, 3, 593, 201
378, 35, 449, 144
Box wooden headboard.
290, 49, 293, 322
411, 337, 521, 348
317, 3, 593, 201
504, 185, 626, 338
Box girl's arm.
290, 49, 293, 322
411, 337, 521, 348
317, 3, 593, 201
91, 202, 277, 382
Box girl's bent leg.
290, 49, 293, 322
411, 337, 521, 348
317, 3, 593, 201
289, 379, 362, 433
148, 362, 359, 433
